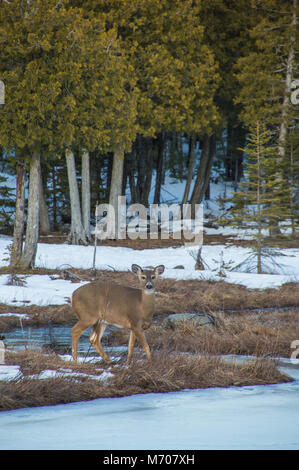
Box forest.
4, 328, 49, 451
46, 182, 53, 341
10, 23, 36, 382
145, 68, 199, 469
1, 1, 299, 440
0, 0, 298, 269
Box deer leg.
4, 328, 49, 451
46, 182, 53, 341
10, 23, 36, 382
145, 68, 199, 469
133, 328, 151, 362
127, 330, 136, 364
72, 320, 90, 362
89, 322, 111, 363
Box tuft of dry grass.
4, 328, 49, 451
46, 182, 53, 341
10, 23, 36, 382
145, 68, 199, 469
0, 349, 291, 411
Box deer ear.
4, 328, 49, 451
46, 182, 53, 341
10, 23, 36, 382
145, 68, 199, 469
155, 265, 165, 276
132, 264, 142, 275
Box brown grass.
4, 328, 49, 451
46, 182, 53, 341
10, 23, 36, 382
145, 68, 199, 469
37, 231, 299, 249
0, 349, 291, 411
147, 308, 299, 358
99, 307, 298, 359
0, 266, 297, 411
0, 270, 298, 332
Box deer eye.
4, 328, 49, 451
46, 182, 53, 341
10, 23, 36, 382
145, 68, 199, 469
141, 275, 146, 280
151, 275, 155, 279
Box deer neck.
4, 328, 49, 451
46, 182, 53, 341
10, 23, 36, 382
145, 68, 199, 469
141, 288, 155, 313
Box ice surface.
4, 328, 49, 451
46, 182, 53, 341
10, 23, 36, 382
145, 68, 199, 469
0, 362, 298, 450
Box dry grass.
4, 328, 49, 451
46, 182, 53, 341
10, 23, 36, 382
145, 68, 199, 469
0, 349, 291, 411
155, 279, 299, 315
146, 308, 299, 358
37, 231, 299, 249
0, 267, 298, 412
0, 271, 298, 332
0, 307, 296, 411
99, 307, 298, 359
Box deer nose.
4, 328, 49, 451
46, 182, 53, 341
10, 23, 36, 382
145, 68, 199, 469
146, 282, 153, 290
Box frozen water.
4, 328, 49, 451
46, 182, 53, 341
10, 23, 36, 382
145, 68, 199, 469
0, 361, 298, 450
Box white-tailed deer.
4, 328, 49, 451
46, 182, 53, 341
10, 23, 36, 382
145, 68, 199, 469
71, 264, 165, 364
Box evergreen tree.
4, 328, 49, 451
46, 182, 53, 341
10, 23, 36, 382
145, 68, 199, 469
226, 122, 290, 273
79, 0, 220, 224
196, 0, 256, 191
235, 0, 298, 235
0, 0, 138, 252
0, 174, 15, 231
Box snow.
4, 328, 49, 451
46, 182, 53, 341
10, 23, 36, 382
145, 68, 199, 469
0, 171, 298, 307
0, 313, 30, 319
0, 236, 298, 306
27, 368, 114, 383
0, 360, 298, 449
0, 272, 83, 306
0, 365, 22, 381
0, 173, 298, 449
0, 357, 115, 382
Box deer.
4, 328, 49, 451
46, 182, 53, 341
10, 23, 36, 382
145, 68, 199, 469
71, 264, 165, 364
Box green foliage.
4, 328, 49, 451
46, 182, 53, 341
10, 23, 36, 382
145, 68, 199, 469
234, 0, 298, 238
224, 122, 292, 272
0, 174, 15, 231
0, 0, 138, 154
228, 122, 290, 232
87, 0, 220, 137
198, 0, 256, 122
235, 0, 298, 129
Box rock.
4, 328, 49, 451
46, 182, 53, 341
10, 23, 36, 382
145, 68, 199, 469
162, 312, 216, 330
174, 265, 185, 269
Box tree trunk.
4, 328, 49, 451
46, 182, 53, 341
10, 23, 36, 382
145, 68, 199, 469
137, 134, 146, 202
39, 170, 50, 232
128, 158, 138, 204
106, 144, 125, 239
190, 134, 216, 206
122, 154, 128, 197
106, 152, 113, 198
20, 151, 40, 269
154, 132, 165, 204
177, 132, 184, 178
81, 148, 91, 240
190, 134, 210, 205
182, 135, 196, 205
65, 148, 87, 245
141, 138, 153, 206
195, 246, 205, 270
10, 160, 26, 267
201, 134, 216, 198
51, 166, 58, 230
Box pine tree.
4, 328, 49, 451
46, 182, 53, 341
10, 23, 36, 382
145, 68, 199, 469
286, 127, 299, 238
0, 0, 139, 251
227, 122, 290, 273
0, 174, 15, 231
79, 0, 220, 231
235, 0, 298, 236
